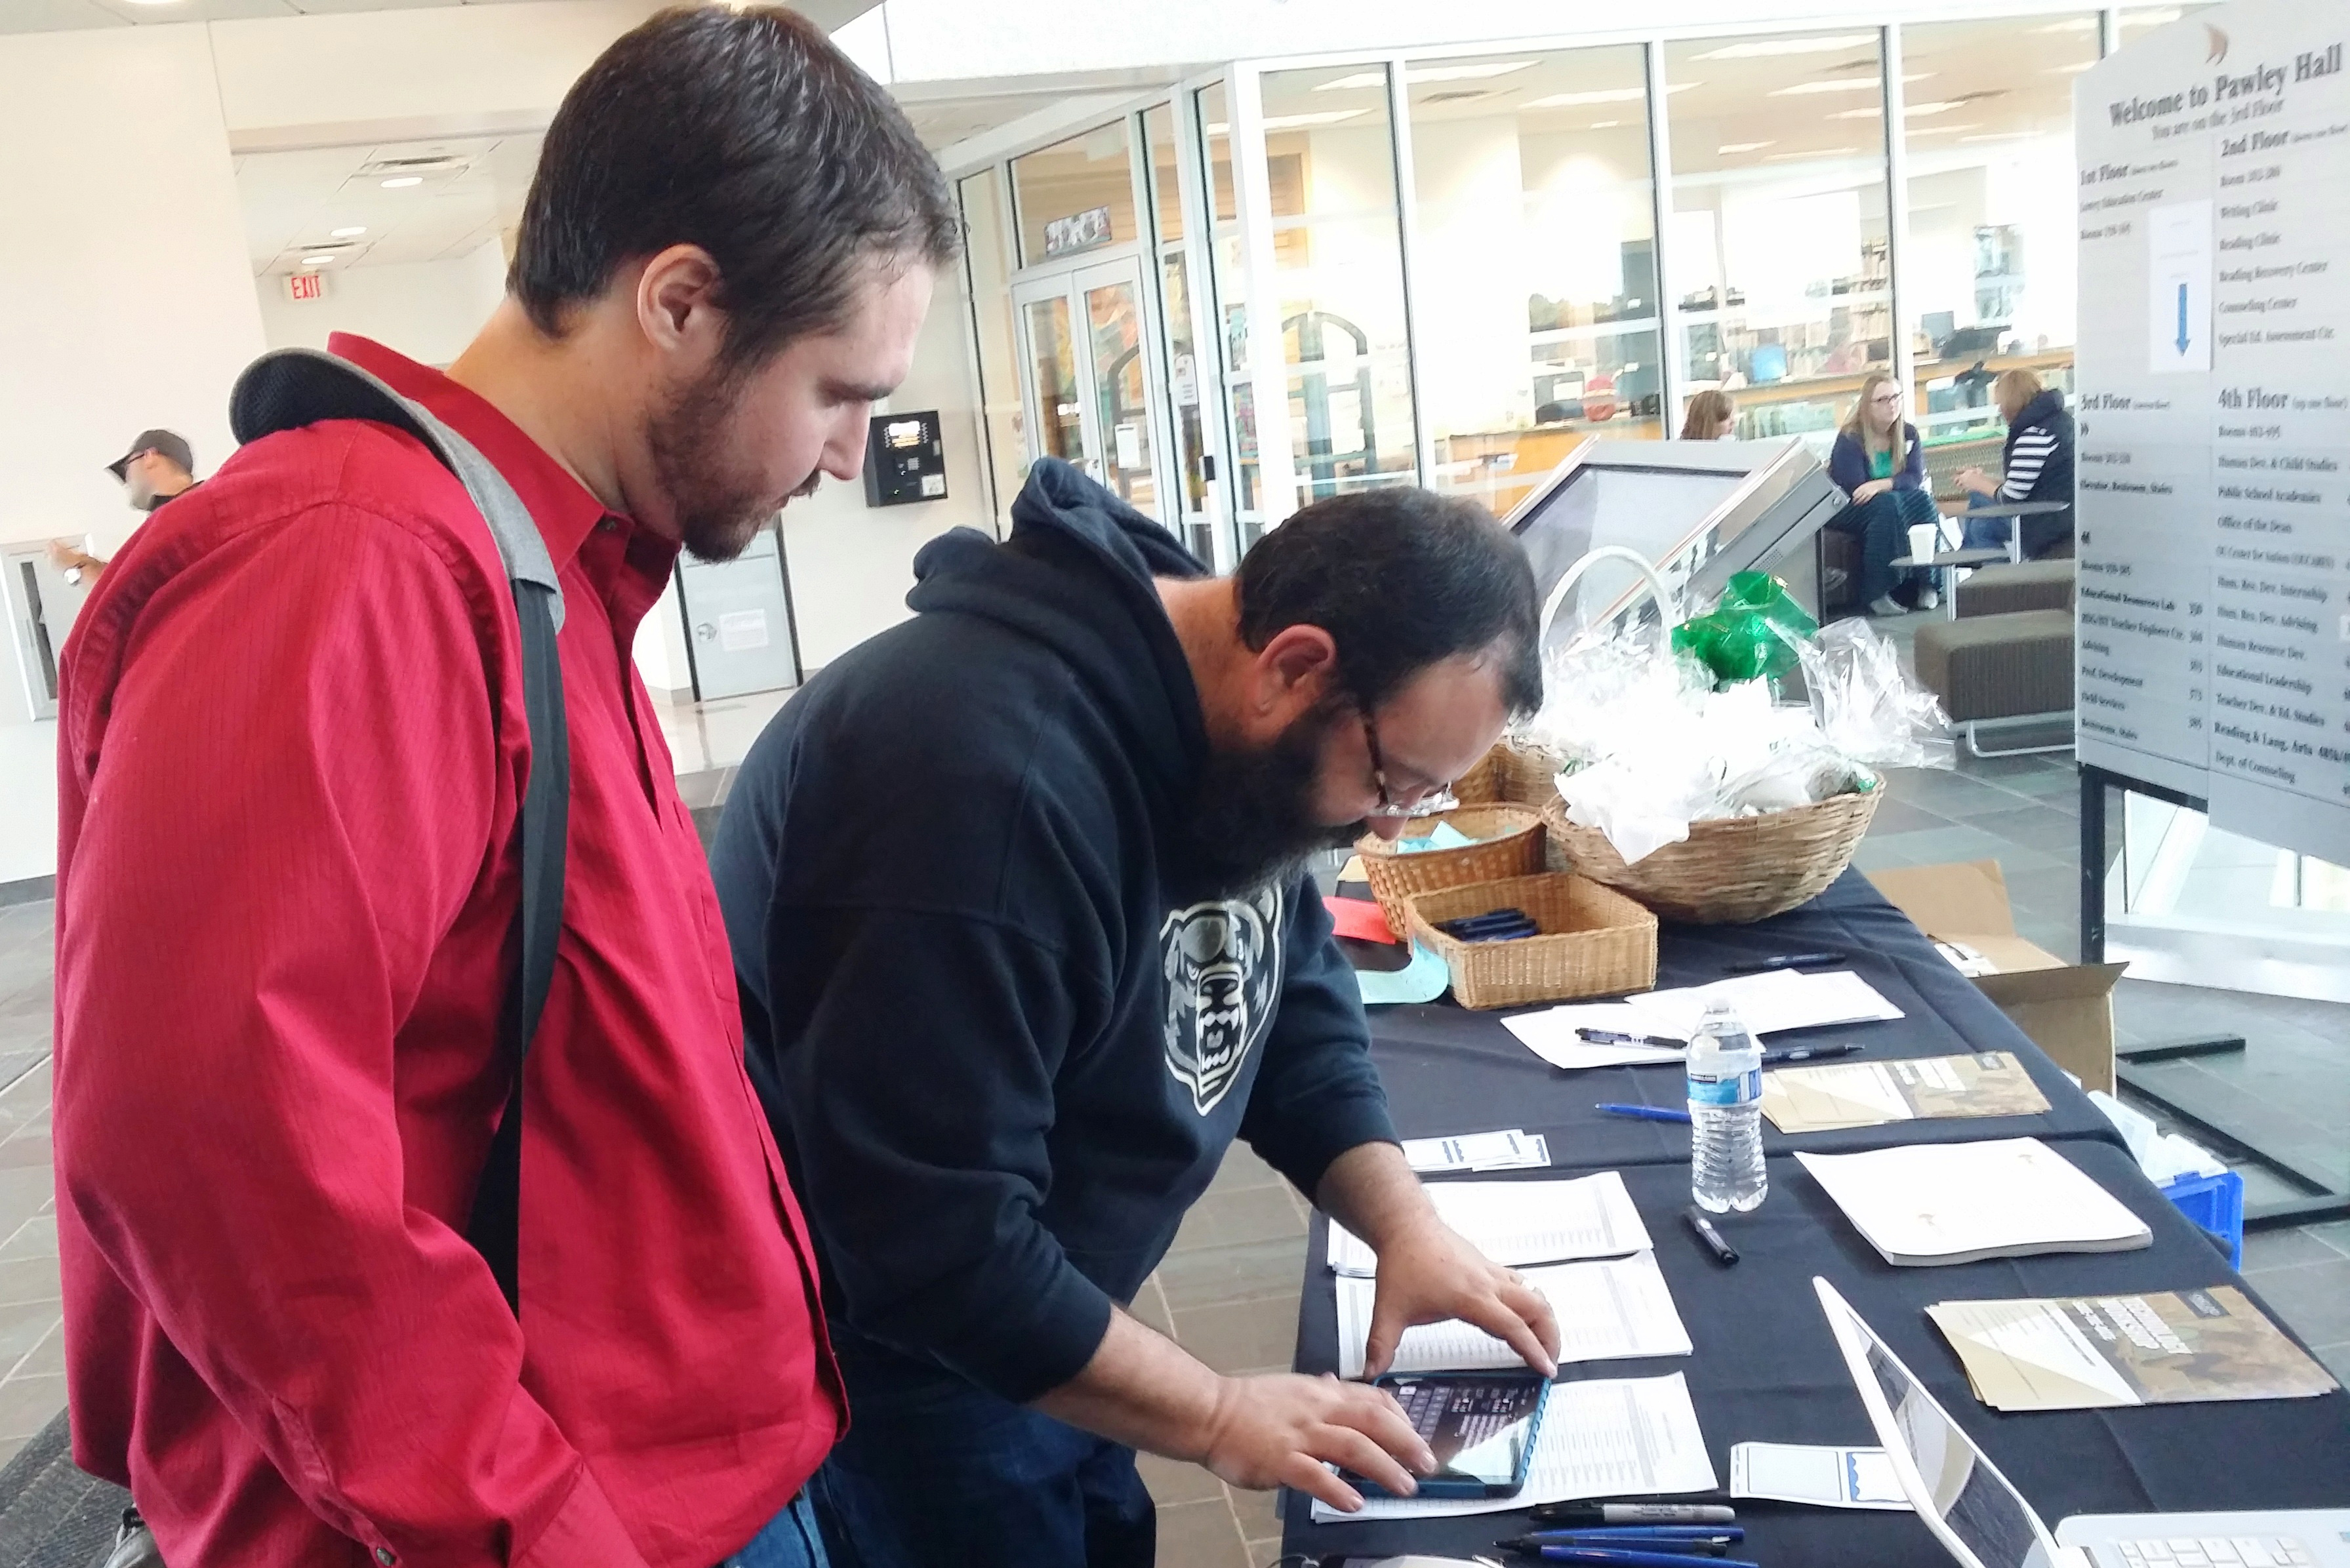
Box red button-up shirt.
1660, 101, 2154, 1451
52, 336, 842, 1568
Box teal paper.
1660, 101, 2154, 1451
1354, 941, 1450, 1005
1398, 820, 1476, 854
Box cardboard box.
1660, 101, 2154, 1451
1864, 860, 2126, 1095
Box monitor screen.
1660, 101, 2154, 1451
1512, 463, 1745, 631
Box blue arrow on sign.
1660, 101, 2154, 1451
2177, 282, 2191, 355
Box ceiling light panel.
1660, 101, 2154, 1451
1690, 34, 1875, 61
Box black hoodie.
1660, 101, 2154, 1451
709, 458, 1394, 1403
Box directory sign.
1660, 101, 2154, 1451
2075, 1, 2350, 864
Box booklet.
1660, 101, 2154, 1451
1762, 1051, 2051, 1133
1793, 1138, 2152, 1266
1326, 1171, 1651, 1276
1402, 1129, 1551, 1175
1928, 1287, 2340, 1411
1335, 1251, 1692, 1379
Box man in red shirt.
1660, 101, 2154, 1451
51, 9, 956, 1567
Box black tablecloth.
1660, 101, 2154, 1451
1283, 1139, 2350, 1563
1364, 868, 2122, 1168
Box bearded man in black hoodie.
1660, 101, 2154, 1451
712, 460, 1561, 1568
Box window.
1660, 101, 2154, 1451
1198, 82, 1266, 540
1665, 30, 1894, 444
1406, 45, 1664, 519
960, 171, 1023, 533
1012, 120, 1139, 268
1260, 64, 1421, 504
1899, 17, 2093, 451
1143, 103, 1217, 562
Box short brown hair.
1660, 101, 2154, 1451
1994, 367, 2045, 414
511, 5, 961, 367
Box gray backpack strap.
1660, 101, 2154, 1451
229, 346, 569, 1317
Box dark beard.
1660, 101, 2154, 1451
1164, 698, 1364, 904
645, 363, 811, 562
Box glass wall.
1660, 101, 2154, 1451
960, 171, 1023, 535
1197, 82, 1265, 539
1012, 120, 1139, 266
1900, 16, 2093, 450
2116, 5, 2214, 45
1259, 65, 1421, 503
1406, 45, 1664, 519
1665, 30, 1894, 443
1144, 104, 1218, 563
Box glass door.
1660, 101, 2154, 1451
1012, 256, 1167, 519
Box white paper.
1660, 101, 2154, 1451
1503, 1004, 1686, 1070
1794, 1138, 2153, 1264
1334, 1252, 1692, 1380
716, 609, 770, 651
1327, 1172, 1651, 1277
1310, 1373, 1717, 1523
1402, 1129, 1550, 1175
1731, 1442, 1911, 1510
1632, 969, 1903, 1038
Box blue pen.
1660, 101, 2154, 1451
1594, 1102, 1692, 1124
1512, 1548, 1760, 1567
1505, 1536, 1734, 1558
1522, 1528, 1745, 1543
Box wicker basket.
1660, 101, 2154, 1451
1540, 788, 1882, 925
1448, 748, 1505, 806
1492, 740, 1568, 807
1404, 873, 1659, 1009
1354, 806, 1545, 934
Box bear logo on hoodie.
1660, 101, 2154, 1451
1160, 883, 1286, 1116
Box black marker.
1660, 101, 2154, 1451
1685, 1207, 1739, 1266
1531, 1503, 1739, 1526
1760, 1041, 1863, 1066
1577, 1028, 1689, 1049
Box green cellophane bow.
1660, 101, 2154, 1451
1669, 571, 1819, 685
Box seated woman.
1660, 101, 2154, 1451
1827, 371, 1941, 616
1680, 389, 1737, 440
1956, 369, 2075, 559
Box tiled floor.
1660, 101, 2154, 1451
0, 898, 60, 1472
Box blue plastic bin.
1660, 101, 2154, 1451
2160, 1169, 2245, 1270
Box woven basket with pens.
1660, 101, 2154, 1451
1541, 788, 1880, 925
1353, 805, 1545, 935
1404, 872, 1658, 1010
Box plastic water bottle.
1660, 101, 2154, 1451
1687, 999, 1767, 1213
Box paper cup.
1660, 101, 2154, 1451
1908, 522, 1941, 563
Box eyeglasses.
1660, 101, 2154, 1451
1869, 391, 1905, 406
1362, 713, 1460, 821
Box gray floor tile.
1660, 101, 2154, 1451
0, 1216, 56, 1260
1136, 1451, 1225, 1508
1966, 805, 2085, 858
2242, 1259, 2350, 1346
1862, 796, 1956, 836
1852, 822, 2067, 874
2242, 1227, 2345, 1271
1154, 1497, 1250, 1568
1882, 768, 2038, 819
1167, 1187, 1308, 1255
1168, 1292, 1303, 1376
1129, 1276, 1175, 1337
2315, 1342, 2350, 1386
0, 1373, 64, 1440
0, 1256, 60, 1308
1155, 1236, 1310, 1312
12, 1320, 64, 1379
2307, 1221, 2350, 1258
1207, 1142, 1284, 1196
1999, 862, 2090, 915
1226, 1480, 1282, 1545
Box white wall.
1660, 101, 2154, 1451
254, 243, 508, 367
782, 256, 994, 672
0, 22, 268, 725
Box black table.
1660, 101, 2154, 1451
1364, 869, 2123, 1169
1283, 1139, 2350, 1563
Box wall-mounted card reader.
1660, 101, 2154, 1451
863, 410, 946, 507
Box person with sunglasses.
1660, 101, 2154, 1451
709, 459, 1560, 1568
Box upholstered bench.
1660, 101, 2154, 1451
1956, 559, 2075, 618
1912, 608, 2075, 757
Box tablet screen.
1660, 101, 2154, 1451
1377, 1374, 1547, 1488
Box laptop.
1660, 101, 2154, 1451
1812, 1276, 2350, 1568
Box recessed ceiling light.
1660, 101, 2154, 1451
1261, 110, 1369, 131
381, 176, 424, 189
329, 226, 367, 238
1526, 85, 1695, 108
2048, 61, 2096, 73
1718, 140, 1775, 153
1589, 119, 1624, 129
2034, 16, 2100, 31
1315, 61, 1535, 91
300, 254, 336, 266
1692, 34, 1874, 61
1909, 123, 1985, 136
1830, 100, 1965, 119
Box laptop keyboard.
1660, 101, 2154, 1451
2113, 1539, 2312, 1567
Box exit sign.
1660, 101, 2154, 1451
283, 271, 328, 302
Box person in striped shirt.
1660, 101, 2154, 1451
1956, 369, 2076, 559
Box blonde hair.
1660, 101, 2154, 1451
1995, 367, 2045, 418
1680, 390, 1736, 440
1840, 371, 1907, 456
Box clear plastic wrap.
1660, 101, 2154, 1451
1797, 618, 1956, 771
1518, 600, 1946, 865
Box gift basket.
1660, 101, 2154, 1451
1518, 551, 1952, 925
1353, 805, 1546, 933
